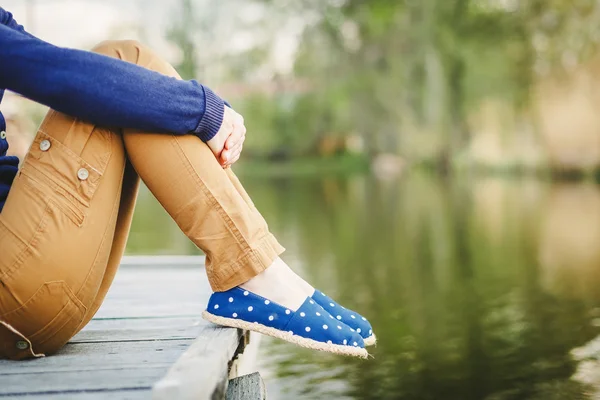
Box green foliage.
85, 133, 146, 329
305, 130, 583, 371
166, 0, 198, 80
233, 0, 600, 165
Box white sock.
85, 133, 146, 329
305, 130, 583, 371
240, 257, 312, 311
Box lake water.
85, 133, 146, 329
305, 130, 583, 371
126, 170, 600, 400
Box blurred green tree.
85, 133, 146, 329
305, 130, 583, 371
185, 0, 600, 169
167, 0, 198, 80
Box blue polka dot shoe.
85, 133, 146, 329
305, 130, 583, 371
312, 290, 376, 346
202, 287, 368, 358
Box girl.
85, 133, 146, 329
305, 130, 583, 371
0, 7, 374, 360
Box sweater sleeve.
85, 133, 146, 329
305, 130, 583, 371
0, 24, 225, 142
0, 8, 26, 33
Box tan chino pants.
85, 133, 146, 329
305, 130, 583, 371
0, 40, 284, 360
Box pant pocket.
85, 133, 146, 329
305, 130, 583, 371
0, 173, 53, 281
0, 281, 86, 359
17, 129, 109, 227
20, 165, 85, 227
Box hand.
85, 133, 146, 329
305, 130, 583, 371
206, 105, 246, 168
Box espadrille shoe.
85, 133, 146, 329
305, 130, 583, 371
312, 290, 376, 346
202, 287, 368, 358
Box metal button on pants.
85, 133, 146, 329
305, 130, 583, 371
40, 139, 51, 151
77, 168, 89, 181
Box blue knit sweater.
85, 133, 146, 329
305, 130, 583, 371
0, 7, 226, 212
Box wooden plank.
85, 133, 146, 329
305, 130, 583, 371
0, 340, 191, 376
0, 368, 165, 395
70, 317, 204, 343
0, 262, 253, 400
5, 390, 151, 400
226, 372, 266, 400
0, 362, 174, 376
92, 267, 210, 320
152, 326, 243, 400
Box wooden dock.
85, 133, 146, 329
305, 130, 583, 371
0, 256, 264, 400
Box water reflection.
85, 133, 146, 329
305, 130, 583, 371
126, 171, 600, 400
539, 184, 600, 304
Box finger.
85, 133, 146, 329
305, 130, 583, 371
221, 146, 240, 164
220, 150, 231, 165
225, 152, 241, 167
225, 132, 242, 151
227, 137, 245, 157
223, 146, 241, 165
225, 127, 240, 149
222, 143, 242, 166
225, 123, 245, 150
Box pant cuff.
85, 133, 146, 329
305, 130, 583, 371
207, 233, 285, 292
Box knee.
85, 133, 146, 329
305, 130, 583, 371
90, 39, 145, 64
90, 39, 180, 78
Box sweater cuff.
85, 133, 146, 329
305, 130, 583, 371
194, 86, 225, 142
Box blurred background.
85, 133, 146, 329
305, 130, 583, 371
4, 0, 600, 398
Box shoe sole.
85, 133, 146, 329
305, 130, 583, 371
202, 311, 368, 359
364, 334, 377, 346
